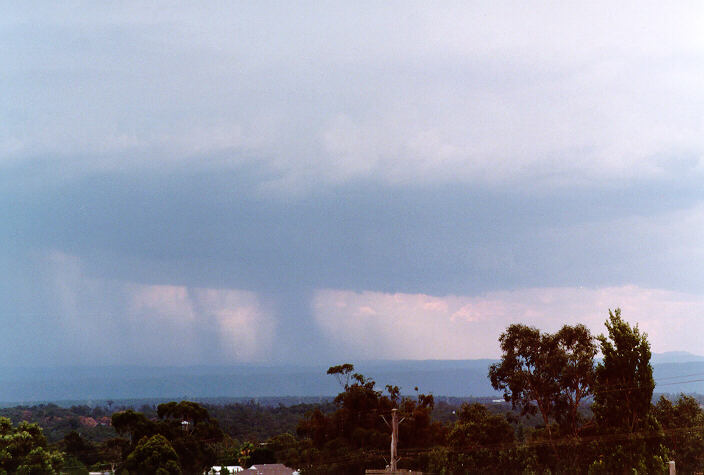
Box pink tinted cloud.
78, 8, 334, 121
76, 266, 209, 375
313, 286, 704, 360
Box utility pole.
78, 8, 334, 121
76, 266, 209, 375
390, 408, 399, 471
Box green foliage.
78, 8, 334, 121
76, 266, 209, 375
297, 364, 444, 473
591, 309, 668, 473
237, 441, 254, 467
444, 403, 517, 472
99, 437, 130, 468
206, 401, 332, 443
488, 322, 597, 458
157, 401, 210, 425
124, 434, 181, 474
327, 364, 355, 389
553, 324, 598, 436
111, 410, 157, 444
157, 402, 222, 473
60, 430, 102, 467
60, 454, 89, 474
489, 324, 556, 419
0, 417, 64, 474
16, 447, 65, 475
654, 395, 704, 472
265, 433, 305, 468
0, 404, 116, 444
451, 403, 514, 447
593, 309, 655, 433
111, 401, 223, 473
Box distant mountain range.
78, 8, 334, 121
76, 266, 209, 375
2, 352, 704, 405
650, 351, 704, 364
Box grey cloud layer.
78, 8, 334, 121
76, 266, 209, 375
4, 2, 704, 190
7, 170, 704, 294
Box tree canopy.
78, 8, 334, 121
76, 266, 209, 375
593, 308, 655, 433
124, 434, 181, 475
111, 401, 223, 474
0, 417, 64, 474
296, 364, 443, 474
488, 322, 597, 455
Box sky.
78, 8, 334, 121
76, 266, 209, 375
3, 1, 704, 366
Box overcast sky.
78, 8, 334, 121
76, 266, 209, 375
3, 1, 704, 366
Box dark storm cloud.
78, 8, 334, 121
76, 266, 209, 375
6, 164, 704, 296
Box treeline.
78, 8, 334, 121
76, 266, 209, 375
0, 398, 494, 445
0, 401, 334, 445
0, 403, 114, 444
3, 308, 704, 473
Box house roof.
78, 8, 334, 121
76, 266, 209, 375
240, 464, 297, 475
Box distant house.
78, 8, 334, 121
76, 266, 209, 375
208, 463, 298, 474
239, 464, 298, 475
208, 466, 244, 474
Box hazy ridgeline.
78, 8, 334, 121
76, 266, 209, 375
2, 354, 704, 404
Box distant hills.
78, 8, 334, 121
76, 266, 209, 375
651, 351, 704, 364
2, 352, 704, 405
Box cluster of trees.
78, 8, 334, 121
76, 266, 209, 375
0, 400, 333, 474
0, 417, 64, 473
480, 309, 668, 473
0, 404, 114, 444
53, 402, 293, 474
108, 401, 224, 473
292, 364, 444, 473
206, 401, 335, 443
